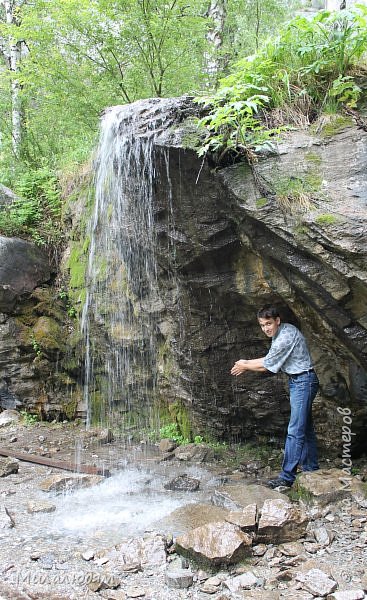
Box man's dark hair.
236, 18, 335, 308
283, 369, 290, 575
257, 305, 280, 320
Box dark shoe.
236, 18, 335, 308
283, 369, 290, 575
267, 477, 293, 489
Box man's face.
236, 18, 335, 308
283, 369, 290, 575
258, 316, 281, 338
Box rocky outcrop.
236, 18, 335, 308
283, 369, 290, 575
132, 97, 367, 454
0, 236, 50, 312
0, 235, 81, 417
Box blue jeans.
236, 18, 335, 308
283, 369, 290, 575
280, 371, 319, 483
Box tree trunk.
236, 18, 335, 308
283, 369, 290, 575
3, 0, 23, 157
205, 0, 227, 85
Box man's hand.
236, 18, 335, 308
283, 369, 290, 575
231, 357, 267, 375
231, 360, 249, 376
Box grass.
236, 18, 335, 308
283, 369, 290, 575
315, 213, 339, 226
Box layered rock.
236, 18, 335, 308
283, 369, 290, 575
0, 235, 81, 417
131, 97, 366, 454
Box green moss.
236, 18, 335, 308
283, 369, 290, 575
305, 151, 322, 165
32, 316, 66, 352
304, 171, 322, 190
294, 224, 309, 235
289, 481, 314, 503
315, 213, 338, 225
256, 197, 268, 208
68, 243, 87, 289
61, 395, 78, 420
317, 115, 354, 138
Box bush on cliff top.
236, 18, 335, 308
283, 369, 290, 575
196, 7, 367, 159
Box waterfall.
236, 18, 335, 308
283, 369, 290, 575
82, 101, 166, 431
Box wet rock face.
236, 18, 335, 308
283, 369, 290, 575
0, 236, 79, 417
0, 236, 50, 312
142, 97, 367, 454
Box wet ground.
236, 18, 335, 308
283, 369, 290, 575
0, 420, 366, 600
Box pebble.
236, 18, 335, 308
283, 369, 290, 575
126, 587, 146, 598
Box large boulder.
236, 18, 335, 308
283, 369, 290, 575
0, 236, 50, 311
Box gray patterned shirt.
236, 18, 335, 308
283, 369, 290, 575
263, 323, 314, 375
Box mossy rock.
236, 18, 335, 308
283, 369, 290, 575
32, 316, 67, 353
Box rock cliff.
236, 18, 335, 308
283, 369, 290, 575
124, 97, 366, 454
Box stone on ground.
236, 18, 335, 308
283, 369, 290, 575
296, 469, 364, 506
165, 567, 194, 589
212, 483, 288, 511
174, 443, 215, 462
224, 571, 259, 593
257, 498, 309, 543
175, 520, 252, 567
296, 568, 338, 596
327, 591, 366, 600
39, 473, 103, 493
225, 502, 258, 532
27, 500, 56, 514
0, 409, 21, 427
0, 457, 19, 477
159, 438, 177, 453
164, 473, 200, 491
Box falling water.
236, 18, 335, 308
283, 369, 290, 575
82, 101, 166, 431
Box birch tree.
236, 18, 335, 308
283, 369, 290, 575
0, 0, 27, 157
205, 0, 227, 84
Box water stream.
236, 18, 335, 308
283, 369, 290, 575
81, 101, 165, 431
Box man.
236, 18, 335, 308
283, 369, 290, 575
231, 305, 319, 489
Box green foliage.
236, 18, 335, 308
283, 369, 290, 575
196, 6, 367, 159
30, 334, 43, 358
159, 422, 190, 445
197, 89, 284, 159
20, 410, 40, 426
329, 75, 362, 108
58, 289, 77, 319
0, 166, 62, 246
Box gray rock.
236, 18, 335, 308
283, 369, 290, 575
225, 503, 258, 532
175, 520, 252, 567
165, 567, 194, 589
0, 409, 21, 427
174, 443, 215, 463
327, 591, 366, 600
0, 458, 19, 477
164, 473, 200, 491
159, 438, 177, 453
39, 473, 103, 493
0, 183, 17, 207
296, 470, 364, 506
125, 587, 146, 598
296, 568, 338, 596
313, 526, 334, 546
111, 533, 167, 569
224, 571, 259, 593
257, 498, 309, 543
27, 500, 56, 514
0, 235, 50, 312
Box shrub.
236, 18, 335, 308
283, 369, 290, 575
0, 165, 62, 247
196, 6, 367, 159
